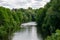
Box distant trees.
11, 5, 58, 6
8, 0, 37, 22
0, 0, 60, 40
13, 8, 36, 23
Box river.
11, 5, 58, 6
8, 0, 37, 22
12, 22, 43, 40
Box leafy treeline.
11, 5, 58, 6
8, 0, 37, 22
0, 0, 60, 40
46, 29, 60, 40
0, 7, 36, 40
36, 0, 60, 40
0, 6, 21, 40
13, 7, 36, 23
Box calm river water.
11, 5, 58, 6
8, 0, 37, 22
12, 22, 43, 40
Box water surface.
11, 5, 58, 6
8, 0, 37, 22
12, 22, 42, 40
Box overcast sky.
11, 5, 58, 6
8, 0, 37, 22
0, 0, 50, 9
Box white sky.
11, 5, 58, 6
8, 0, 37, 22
0, 0, 50, 9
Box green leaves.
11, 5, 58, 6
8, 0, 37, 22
36, 0, 60, 39
46, 29, 60, 40
0, 7, 21, 40
0, 6, 36, 40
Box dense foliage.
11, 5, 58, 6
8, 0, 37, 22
0, 7, 21, 40
13, 7, 36, 23
46, 29, 60, 40
36, 0, 60, 40
0, 0, 60, 40
0, 7, 36, 40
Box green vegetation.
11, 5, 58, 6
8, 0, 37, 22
0, 7, 20, 40
0, 7, 36, 40
46, 29, 60, 40
36, 0, 60, 40
0, 0, 60, 40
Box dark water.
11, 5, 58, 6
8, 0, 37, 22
12, 22, 43, 40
